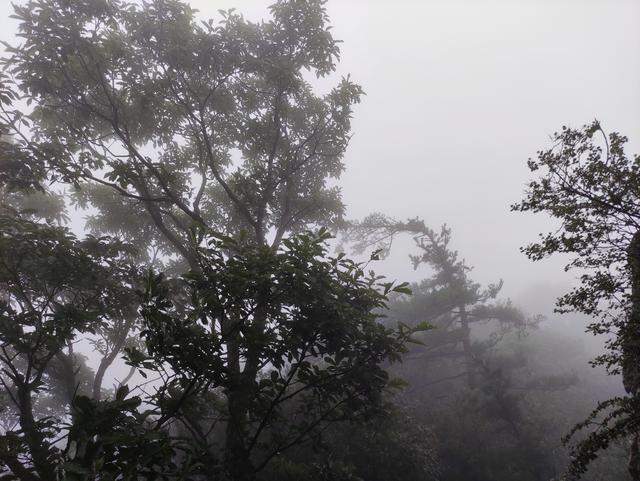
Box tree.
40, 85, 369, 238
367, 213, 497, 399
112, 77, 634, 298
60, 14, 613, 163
341, 214, 529, 387
512, 120, 640, 479
341, 215, 591, 480
1, 0, 361, 265
0, 213, 174, 480
0, 212, 418, 479
128, 228, 422, 480
0, 3, 376, 477
0, 3, 365, 462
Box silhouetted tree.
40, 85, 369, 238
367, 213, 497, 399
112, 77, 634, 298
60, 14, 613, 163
341, 215, 592, 480
0, 6, 367, 472
128, 229, 422, 480
342, 215, 529, 384
0, 3, 382, 477
0, 214, 171, 479
513, 120, 640, 479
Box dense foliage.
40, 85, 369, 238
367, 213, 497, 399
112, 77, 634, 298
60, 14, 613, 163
0, 215, 175, 480
0, 214, 421, 479
131, 229, 422, 479
0, 0, 634, 479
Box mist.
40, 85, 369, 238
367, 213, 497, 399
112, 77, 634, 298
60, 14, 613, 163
0, 0, 638, 480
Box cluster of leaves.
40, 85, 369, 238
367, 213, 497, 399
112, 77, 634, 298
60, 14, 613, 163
61, 385, 181, 481
0, 209, 423, 480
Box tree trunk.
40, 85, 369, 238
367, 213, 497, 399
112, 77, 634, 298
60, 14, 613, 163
17, 383, 57, 481
624, 231, 640, 480
459, 304, 475, 388
93, 317, 136, 400
225, 389, 256, 481
223, 316, 256, 481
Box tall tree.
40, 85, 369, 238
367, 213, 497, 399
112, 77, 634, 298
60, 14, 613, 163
342, 214, 527, 386
0, 214, 153, 479
341, 215, 584, 480
0, 0, 361, 431
1, 0, 360, 265
129, 229, 421, 480
512, 120, 640, 479
0, 3, 424, 480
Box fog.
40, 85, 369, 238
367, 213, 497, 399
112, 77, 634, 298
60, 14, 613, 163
171, 0, 640, 302
0, 0, 639, 479
2, 0, 639, 299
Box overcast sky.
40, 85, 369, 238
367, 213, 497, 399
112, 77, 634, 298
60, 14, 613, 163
1, 0, 639, 312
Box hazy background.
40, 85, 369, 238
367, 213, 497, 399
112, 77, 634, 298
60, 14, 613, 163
1, 0, 639, 311
0, 5, 637, 476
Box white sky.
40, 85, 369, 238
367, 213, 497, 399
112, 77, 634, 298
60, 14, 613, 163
1, 0, 639, 312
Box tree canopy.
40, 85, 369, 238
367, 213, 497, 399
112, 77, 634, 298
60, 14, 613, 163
1, 0, 361, 265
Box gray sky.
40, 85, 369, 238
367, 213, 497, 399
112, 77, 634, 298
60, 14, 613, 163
1, 0, 639, 310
